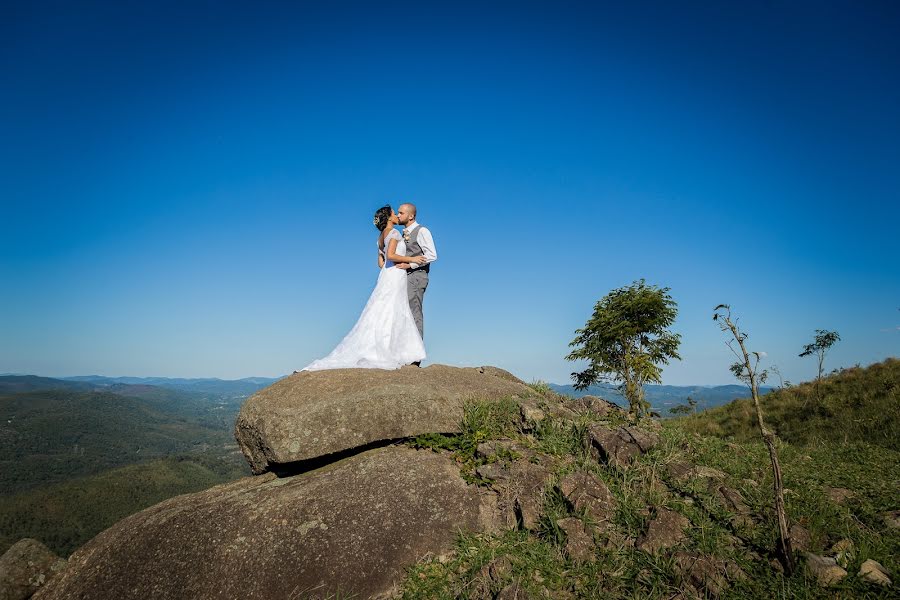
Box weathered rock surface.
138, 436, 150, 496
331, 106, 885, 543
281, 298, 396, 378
789, 524, 812, 552
235, 364, 534, 473
589, 424, 660, 467
666, 461, 726, 485
33, 446, 498, 600
674, 551, 745, 597
859, 559, 892, 587
715, 484, 754, 528
476, 459, 552, 530
803, 552, 848, 587
0, 539, 66, 600
571, 395, 625, 418
637, 508, 690, 554
558, 471, 616, 528
883, 510, 900, 530
557, 518, 596, 563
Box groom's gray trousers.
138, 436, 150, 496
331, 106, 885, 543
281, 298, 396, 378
407, 268, 429, 339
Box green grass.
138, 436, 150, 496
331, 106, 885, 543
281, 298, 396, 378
674, 358, 900, 451
408, 397, 523, 484
397, 367, 900, 598
0, 450, 250, 557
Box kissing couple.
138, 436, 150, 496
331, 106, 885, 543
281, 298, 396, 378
301, 203, 437, 371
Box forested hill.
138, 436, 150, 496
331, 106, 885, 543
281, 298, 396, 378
549, 382, 772, 414
0, 377, 247, 495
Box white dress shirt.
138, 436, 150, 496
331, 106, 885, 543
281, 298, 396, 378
405, 221, 437, 269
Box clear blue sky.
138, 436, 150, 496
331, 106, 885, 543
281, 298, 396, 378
2, 1, 898, 385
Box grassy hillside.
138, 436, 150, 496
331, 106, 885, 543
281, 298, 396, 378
0, 450, 250, 557
397, 394, 899, 598
673, 358, 899, 451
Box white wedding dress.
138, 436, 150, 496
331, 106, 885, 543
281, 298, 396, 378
302, 229, 426, 370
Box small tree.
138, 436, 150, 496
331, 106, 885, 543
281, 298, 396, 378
768, 364, 791, 390
714, 304, 794, 574
799, 329, 840, 401
668, 396, 697, 415
567, 280, 681, 416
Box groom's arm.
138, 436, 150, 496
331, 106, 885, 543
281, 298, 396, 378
409, 227, 437, 270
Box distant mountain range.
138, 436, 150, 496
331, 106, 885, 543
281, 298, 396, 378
0, 372, 760, 415
60, 375, 283, 397
0, 375, 262, 495
549, 382, 768, 414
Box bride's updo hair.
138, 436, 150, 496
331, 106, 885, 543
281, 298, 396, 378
373, 205, 392, 231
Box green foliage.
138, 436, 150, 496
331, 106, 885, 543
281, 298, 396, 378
402, 415, 900, 598
662, 424, 900, 598
409, 397, 522, 484
567, 279, 681, 416
0, 450, 249, 557
674, 358, 900, 451
799, 330, 841, 362
526, 380, 552, 396
0, 388, 241, 494
668, 396, 697, 415
800, 329, 842, 404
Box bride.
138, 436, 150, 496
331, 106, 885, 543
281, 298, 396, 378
301, 205, 427, 371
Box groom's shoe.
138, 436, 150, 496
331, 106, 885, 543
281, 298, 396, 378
411, 361, 421, 367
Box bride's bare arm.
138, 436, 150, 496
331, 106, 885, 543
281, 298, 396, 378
386, 238, 427, 264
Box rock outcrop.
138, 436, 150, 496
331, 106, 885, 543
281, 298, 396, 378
0, 539, 66, 600
34, 446, 499, 600
234, 364, 534, 473
589, 424, 660, 467
637, 508, 690, 554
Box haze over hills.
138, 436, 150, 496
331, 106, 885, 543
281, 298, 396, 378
0, 376, 257, 494
60, 375, 282, 397
0, 374, 256, 555
549, 382, 772, 414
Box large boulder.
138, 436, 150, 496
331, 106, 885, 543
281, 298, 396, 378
34, 446, 500, 600
235, 364, 534, 474
0, 539, 66, 600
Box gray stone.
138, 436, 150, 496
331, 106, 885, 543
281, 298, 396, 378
475, 439, 525, 460
637, 508, 690, 554
556, 518, 595, 563
0, 539, 66, 600
667, 461, 726, 484
32, 446, 499, 600
557, 471, 616, 527
481, 459, 551, 531
589, 425, 660, 467
234, 364, 535, 474
674, 552, 745, 597
858, 559, 891, 587
803, 552, 848, 587
518, 399, 546, 427
789, 524, 812, 552
573, 395, 624, 418
715, 485, 754, 528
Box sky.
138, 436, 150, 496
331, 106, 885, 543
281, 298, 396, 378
2, 1, 898, 385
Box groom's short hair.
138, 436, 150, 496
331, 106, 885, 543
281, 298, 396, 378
400, 203, 417, 218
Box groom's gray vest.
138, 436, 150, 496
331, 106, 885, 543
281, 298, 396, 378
405, 224, 429, 339
405, 226, 430, 274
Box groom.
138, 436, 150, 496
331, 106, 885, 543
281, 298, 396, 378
396, 203, 437, 359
